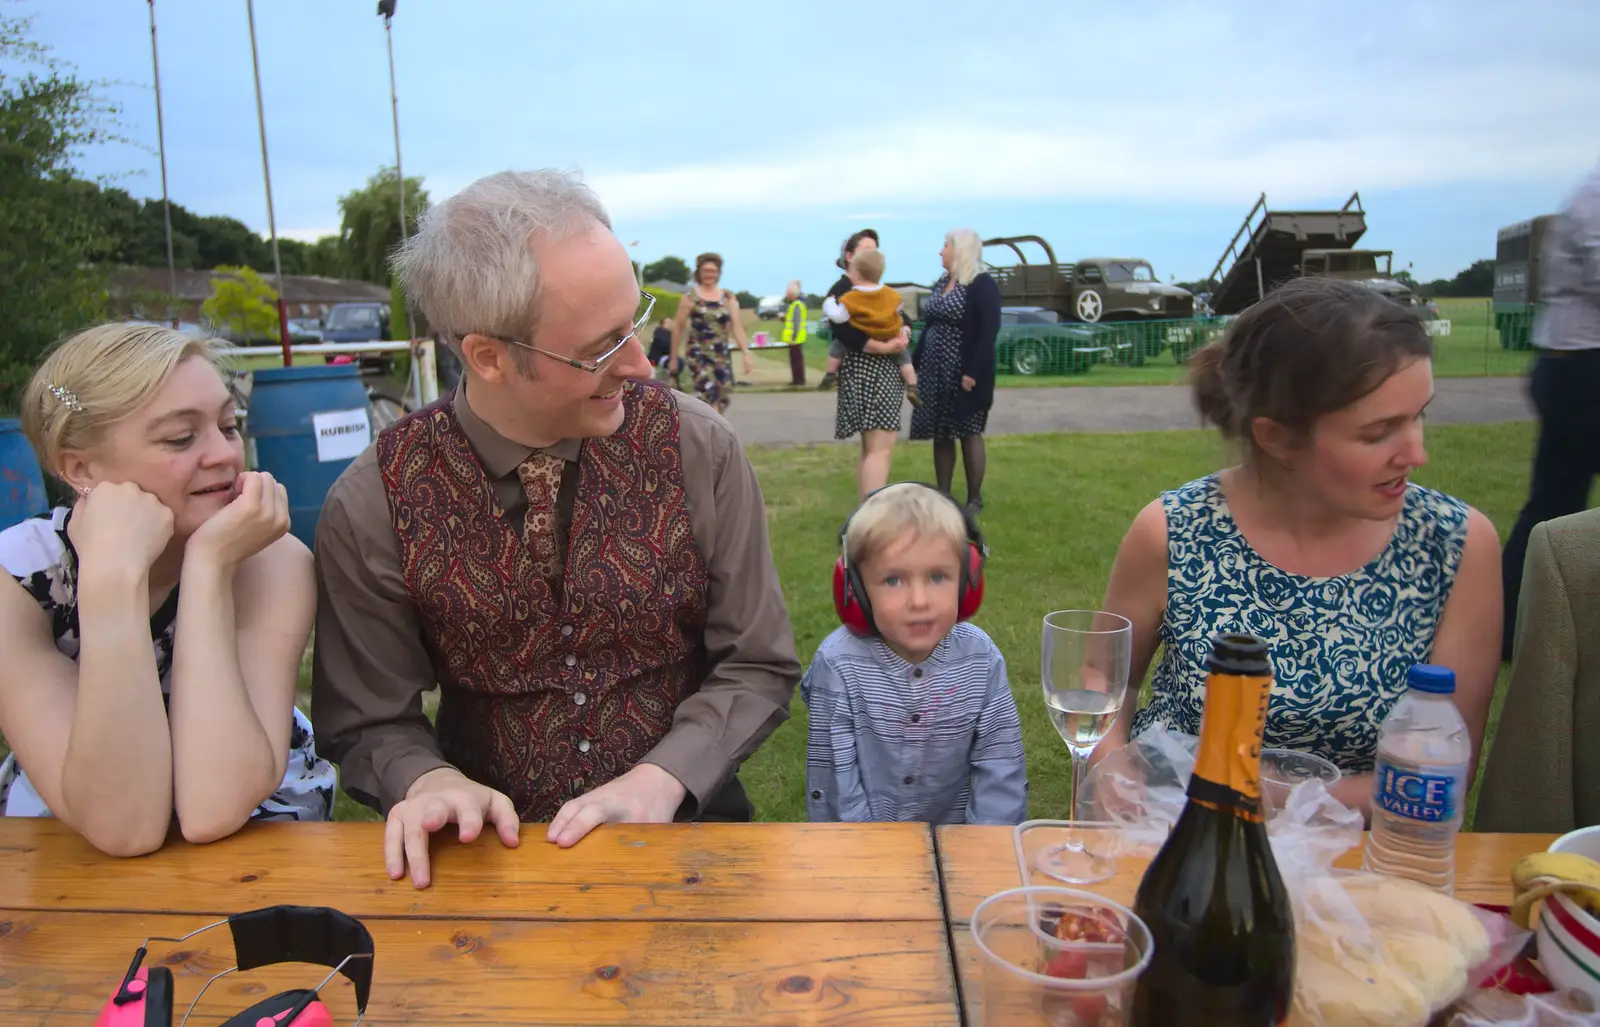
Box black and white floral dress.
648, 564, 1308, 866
0, 507, 335, 821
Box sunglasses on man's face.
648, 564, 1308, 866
474, 290, 656, 374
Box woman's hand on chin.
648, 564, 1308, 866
185, 471, 291, 571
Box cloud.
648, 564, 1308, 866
588, 57, 1600, 220
274, 227, 340, 243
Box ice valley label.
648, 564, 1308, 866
1374, 759, 1465, 823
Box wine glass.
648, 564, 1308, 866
1038, 610, 1132, 884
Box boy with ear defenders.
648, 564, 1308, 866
802, 483, 1027, 824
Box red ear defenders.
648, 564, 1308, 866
832, 483, 987, 636
96, 904, 374, 1027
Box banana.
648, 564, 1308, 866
1509, 852, 1600, 929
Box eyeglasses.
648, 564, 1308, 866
471, 290, 656, 374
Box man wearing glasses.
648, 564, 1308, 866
310, 169, 801, 888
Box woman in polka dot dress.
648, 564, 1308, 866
910, 229, 1001, 518
829, 231, 912, 499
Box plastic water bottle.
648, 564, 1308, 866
1362, 663, 1472, 895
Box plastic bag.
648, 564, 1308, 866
1079, 726, 1534, 1026
1447, 987, 1600, 1027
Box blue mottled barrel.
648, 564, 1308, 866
0, 418, 49, 532
245, 365, 372, 549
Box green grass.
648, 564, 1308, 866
7, 421, 1565, 830
739, 299, 1535, 393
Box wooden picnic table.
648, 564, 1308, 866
0, 818, 1557, 1026
0, 818, 958, 1026
936, 825, 1557, 1026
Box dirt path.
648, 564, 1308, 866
718, 376, 1535, 446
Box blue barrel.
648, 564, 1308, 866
246, 365, 374, 550
0, 418, 49, 532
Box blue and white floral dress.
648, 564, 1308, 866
0, 508, 335, 821
1129, 474, 1470, 773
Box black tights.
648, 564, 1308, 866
933, 435, 987, 510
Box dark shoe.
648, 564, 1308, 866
965, 498, 983, 521
817, 371, 838, 391
905, 383, 923, 408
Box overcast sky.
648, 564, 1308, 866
24, 0, 1600, 295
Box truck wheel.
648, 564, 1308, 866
1012, 339, 1046, 376
1075, 290, 1103, 323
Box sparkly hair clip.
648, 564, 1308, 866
47, 383, 84, 413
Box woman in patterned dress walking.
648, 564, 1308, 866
670, 252, 753, 413
1095, 277, 1504, 819
909, 229, 1001, 519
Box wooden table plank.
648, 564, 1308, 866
0, 909, 959, 1026
936, 825, 1558, 925
0, 819, 940, 923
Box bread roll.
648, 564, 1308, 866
1289, 946, 1430, 1027
1337, 872, 1491, 967
1372, 927, 1469, 1012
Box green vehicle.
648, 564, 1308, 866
982, 236, 1196, 324
1493, 215, 1553, 350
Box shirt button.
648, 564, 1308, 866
903, 775, 915, 785
912, 668, 923, 678
561, 624, 573, 637
574, 691, 587, 706
578, 739, 591, 754
910, 713, 921, 724
810, 790, 822, 800
563, 653, 577, 667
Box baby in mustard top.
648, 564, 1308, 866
821, 248, 921, 406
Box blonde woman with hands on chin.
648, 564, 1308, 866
0, 323, 334, 858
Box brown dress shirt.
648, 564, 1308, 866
310, 380, 802, 817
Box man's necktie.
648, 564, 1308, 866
517, 452, 565, 580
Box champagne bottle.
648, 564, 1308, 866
1130, 632, 1295, 1026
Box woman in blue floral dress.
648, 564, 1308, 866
1095, 278, 1504, 817
909, 229, 1000, 519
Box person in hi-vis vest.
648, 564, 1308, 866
781, 281, 807, 346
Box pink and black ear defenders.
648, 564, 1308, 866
96, 904, 374, 1027
832, 483, 987, 637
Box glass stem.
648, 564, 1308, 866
1068, 748, 1087, 820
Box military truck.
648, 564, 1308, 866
1206, 191, 1367, 315
1493, 215, 1553, 350
1301, 249, 1439, 322
982, 236, 1195, 324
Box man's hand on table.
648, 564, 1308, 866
385, 767, 521, 889
547, 763, 687, 848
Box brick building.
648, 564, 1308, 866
108, 268, 391, 325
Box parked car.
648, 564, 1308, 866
320, 301, 393, 372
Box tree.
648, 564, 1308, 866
0, 10, 122, 407
338, 166, 428, 285
1422, 259, 1495, 298
642, 256, 690, 285
202, 266, 279, 342
735, 290, 760, 310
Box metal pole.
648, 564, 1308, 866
382, 8, 416, 340
245, 0, 291, 366
147, 0, 179, 328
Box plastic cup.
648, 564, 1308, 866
1259, 747, 1342, 817
971, 886, 1153, 1026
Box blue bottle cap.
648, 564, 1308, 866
1407, 664, 1456, 695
